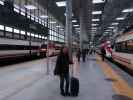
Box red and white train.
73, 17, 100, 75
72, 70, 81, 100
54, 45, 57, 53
0, 37, 62, 62
112, 31, 133, 71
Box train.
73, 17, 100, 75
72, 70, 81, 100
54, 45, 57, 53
0, 37, 62, 63
112, 31, 133, 71
98, 31, 133, 72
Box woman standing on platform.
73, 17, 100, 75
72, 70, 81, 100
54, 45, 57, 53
54, 46, 72, 96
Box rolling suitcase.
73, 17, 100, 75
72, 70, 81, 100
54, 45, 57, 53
70, 77, 79, 96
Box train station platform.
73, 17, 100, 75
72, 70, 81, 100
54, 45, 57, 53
0, 55, 133, 100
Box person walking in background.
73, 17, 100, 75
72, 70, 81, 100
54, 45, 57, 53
76, 48, 81, 62
54, 47, 72, 96
82, 49, 86, 62
101, 47, 106, 61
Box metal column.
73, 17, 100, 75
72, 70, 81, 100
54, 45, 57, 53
65, 0, 72, 59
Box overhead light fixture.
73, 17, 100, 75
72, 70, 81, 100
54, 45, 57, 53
105, 30, 111, 32
24, 5, 37, 10
92, 19, 100, 21
92, 11, 102, 15
40, 15, 48, 19
92, 0, 105, 4
111, 22, 119, 25
60, 29, 64, 31
92, 24, 98, 26
50, 21, 56, 24
64, 13, 74, 16
72, 20, 77, 23
0, 25, 4, 30
75, 28, 80, 30
108, 27, 114, 29
122, 8, 133, 13
56, 25, 61, 28
92, 27, 97, 29
73, 25, 79, 27
56, 1, 66, 7
116, 17, 125, 20
0, 0, 4, 5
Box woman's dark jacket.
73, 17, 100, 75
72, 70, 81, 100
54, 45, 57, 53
54, 53, 70, 75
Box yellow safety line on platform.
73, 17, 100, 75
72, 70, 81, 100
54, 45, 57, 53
96, 55, 133, 99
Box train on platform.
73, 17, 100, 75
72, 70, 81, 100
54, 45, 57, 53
98, 31, 133, 72
0, 38, 62, 63
112, 31, 133, 71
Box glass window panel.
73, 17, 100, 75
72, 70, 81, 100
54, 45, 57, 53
0, 25, 4, 30
21, 11, 25, 16
5, 26, 13, 32
14, 8, 19, 13
14, 28, 19, 33
21, 31, 26, 35
27, 32, 30, 36
31, 33, 34, 37
35, 34, 38, 38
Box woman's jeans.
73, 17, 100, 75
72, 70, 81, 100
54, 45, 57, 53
60, 73, 69, 94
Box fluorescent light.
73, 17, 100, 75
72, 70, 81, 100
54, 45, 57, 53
27, 32, 30, 36
0, 25, 4, 30
92, 19, 100, 21
56, 25, 61, 28
0, 0, 4, 5
50, 21, 56, 24
92, 27, 97, 28
72, 20, 77, 23
92, 0, 105, 4
92, 24, 98, 26
21, 31, 26, 35
14, 8, 19, 13
39, 35, 42, 38
42, 36, 44, 39
14, 29, 19, 33
75, 28, 80, 30
31, 33, 34, 37
35, 34, 38, 38
108, 27, 114, 29
64, 13, 74, 16
24, 5, 37, 10
60, 29, 64, 31
5, 27, 13, 32
73, 25, 79, 27
105, 30, 111, 32
111, 22, 119, 25
56, 1, 66, 7
116, 17, 125, 20
40, 15, 48, 19
122, 8, 133, 13
92, 11, 102, 15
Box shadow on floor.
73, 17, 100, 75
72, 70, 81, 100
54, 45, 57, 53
112, 94, 133, 100
105, 78, 117, 82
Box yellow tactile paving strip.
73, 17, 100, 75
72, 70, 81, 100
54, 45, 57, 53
96, 55, 133, 99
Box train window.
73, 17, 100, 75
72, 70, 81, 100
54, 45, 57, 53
0, 25, 4, 30
14, 29, 20, 34
5, 27, 13, 32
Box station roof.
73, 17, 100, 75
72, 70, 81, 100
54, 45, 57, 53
37, 0, 133, 44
